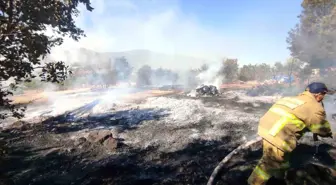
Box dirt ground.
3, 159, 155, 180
1, 89, 336, 185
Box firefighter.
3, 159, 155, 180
247, 82, 333, 185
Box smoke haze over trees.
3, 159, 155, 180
151, 68, 179, 86
112, 57, 133, 82
136, 65, 152, 87
2, 0, 336, 120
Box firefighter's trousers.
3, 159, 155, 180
247, 139, 290, 185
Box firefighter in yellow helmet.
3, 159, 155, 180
247, 82, 333, 185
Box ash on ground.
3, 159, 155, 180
0, 90, 335, 185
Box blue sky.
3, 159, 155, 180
178, 0, 302, 62
52, 0, 303, 68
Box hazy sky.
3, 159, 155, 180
52, 0, 302, 65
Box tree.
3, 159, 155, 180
287, 0, 336, 69
238, 64, 257, 81
219, 59, 239, 82
284, 58, 299, 86
102, 72, 117, 86
152, 68, 179, 86
136, 65, 152, 87
323, 68, 336, 88
272, 62, 285, 77
112, 56, 133, 82
23, 78, 43, 90
172, 72, 179, 84
186, 69, 199, 88
298, 64, 313, 85
0, 0, 93, 119
199, 63, 209, 72
255, 63, 272, 81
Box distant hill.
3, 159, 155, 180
49, 48, 212, 71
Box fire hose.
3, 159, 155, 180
207, 134, 335, 185
206, 136, 262, 185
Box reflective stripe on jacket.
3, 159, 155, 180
258, 91, 331, 152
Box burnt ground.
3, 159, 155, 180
0, 91, 336, 185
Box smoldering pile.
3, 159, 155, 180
196, 85, 219, 96
187, 84, 219, 97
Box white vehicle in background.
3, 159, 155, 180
272, 75, 295, 84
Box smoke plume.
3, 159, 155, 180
196, 62, 225, 90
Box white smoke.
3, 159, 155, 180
196, 62, 224, 89
324, 96, 336, 132
14, 88, 139, 123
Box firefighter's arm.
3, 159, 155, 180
304, 109, 332, 137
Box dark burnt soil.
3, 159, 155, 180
0, 94, 335, 185
0, 125, 238, 185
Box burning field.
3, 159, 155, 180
1, 88, 336, 185
3, 0, 336, 184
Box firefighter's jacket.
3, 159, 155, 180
258, 91, 332, 152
